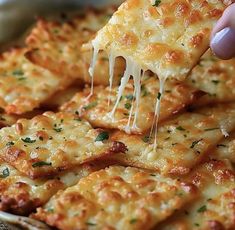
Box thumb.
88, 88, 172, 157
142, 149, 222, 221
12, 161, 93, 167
210, 3, 235, 59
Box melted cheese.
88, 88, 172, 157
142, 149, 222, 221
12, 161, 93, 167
0, 112, 127, 179
32, 166, 197, 230
89, 0, 227, 143
110, 103, 235, 175
61, 74, 202, 134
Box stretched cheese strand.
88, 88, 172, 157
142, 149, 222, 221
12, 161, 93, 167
108, 51, 116, 106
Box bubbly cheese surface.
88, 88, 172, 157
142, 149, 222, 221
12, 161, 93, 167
0, 112, 127, 179
157, 160, 235, 230
26, 7, 125, 87
0, 48, 73, 115
32, 166, 197, 230
110, 104, 235, 175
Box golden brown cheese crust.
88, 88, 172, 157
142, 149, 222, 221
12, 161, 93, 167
61, 74, 203, 134
0, 112, 127, 179
0, 159, 98, 216
32, 166, 197, 230
187, 50, 235, 106
93, 0, 227, 80
110, 104, 235, 175
157, 160, 235, 230
26, 8, 125, 86
0, 48, 74, 115
0, 112, 18, 128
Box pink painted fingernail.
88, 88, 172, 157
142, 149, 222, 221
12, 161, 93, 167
210, 27, 235, 60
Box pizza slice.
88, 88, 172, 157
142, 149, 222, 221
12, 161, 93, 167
0, 112, 127, 179
157, 159, 235, 230
0, 159, 103, 216
25, 8, 125, 86
92, 0, 228, 80
61, 73, 203, 134
110, 103, 235, 175
32, 166, 197, 230
0, 48, 75, 115
187, 50, 235, 106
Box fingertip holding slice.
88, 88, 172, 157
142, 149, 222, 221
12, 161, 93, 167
0, 112, 127, 179
31, 166, 198, 230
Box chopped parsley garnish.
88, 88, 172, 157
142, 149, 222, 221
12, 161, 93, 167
204, 127, 219, 131
125, 103, 132, 110
86, 222, 96, 226
142, 135, 150, 143
12, 70, 24, 76
197, 205, 207, 213
32, 161, 52, 168
83, 101, 98, 110
53, 127, 63, 132
152, 0, 161, 7
95, 131, 109, 142
216, 144, 227, 148
47, 208, 54, 213
6, 141, 14, 147
130, 218, 138, 224
18, 77, 26, 81
157, 92, 162, 100
211, 80, 220, 85
125, 94, 134, 101
0, 168, 10, 178
141, 85, 149, 97
190, 139, 203, 149
194, 223, 200, 227
21, 137, 36, 143
176, 126, 185, 131
150, 174, 156, 176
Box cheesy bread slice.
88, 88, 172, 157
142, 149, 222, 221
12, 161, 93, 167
26, 8, 125, 86
110, 104, 235, 175
0, 159, 100, 216
61, 74, 203, 134
187, 50, 235, 106
157, 160, 235, 230
92, 0, 227, 80
32, 166, 197, 230
0, 48, 74, 115
0, 112, 127, 179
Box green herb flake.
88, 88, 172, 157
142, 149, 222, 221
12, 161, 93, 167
32, 161, 52, 168
141, 85, 149, 97
142, 135, 150, 143
47, 208, 54, 213
0, 168, 10, 178
176, 126, 185, 131
197, 205, 207, 213
216, 144, 227, 148
152, 0, 161, 7
21, 137, 36, 143
130, 218, 138, 224
39, 136, 44, 141
125, 103, 132, 110
86, 222, 96, 226
125, 94, 134, 101
83, 101, 98, 110
157, 92, 162, 100
190, 139, 203, 149
53, 127, 63, 133
95, 131, 109, 142
6, 141, 14, 147
212, 80, 220, 85
204, 127, 219, 131
194, 223, 200, 227
12, 70, 24, 76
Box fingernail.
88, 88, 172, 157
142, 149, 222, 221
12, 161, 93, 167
211, 27, 235, 59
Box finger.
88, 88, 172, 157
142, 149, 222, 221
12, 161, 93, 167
210, 3, 235, 59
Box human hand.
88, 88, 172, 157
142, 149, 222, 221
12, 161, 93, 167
210, 3, 235, 59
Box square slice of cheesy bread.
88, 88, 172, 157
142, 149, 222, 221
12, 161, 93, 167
32, 166, 197, 230
0, 112, 127, 179
0, 48, 75, 115
0, 159, 99, 216
157, 159, 235, 230
92, 0, 228, 80
110, 103, 235, 175
25, 8, 125, 86
61, 73, 204, 134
